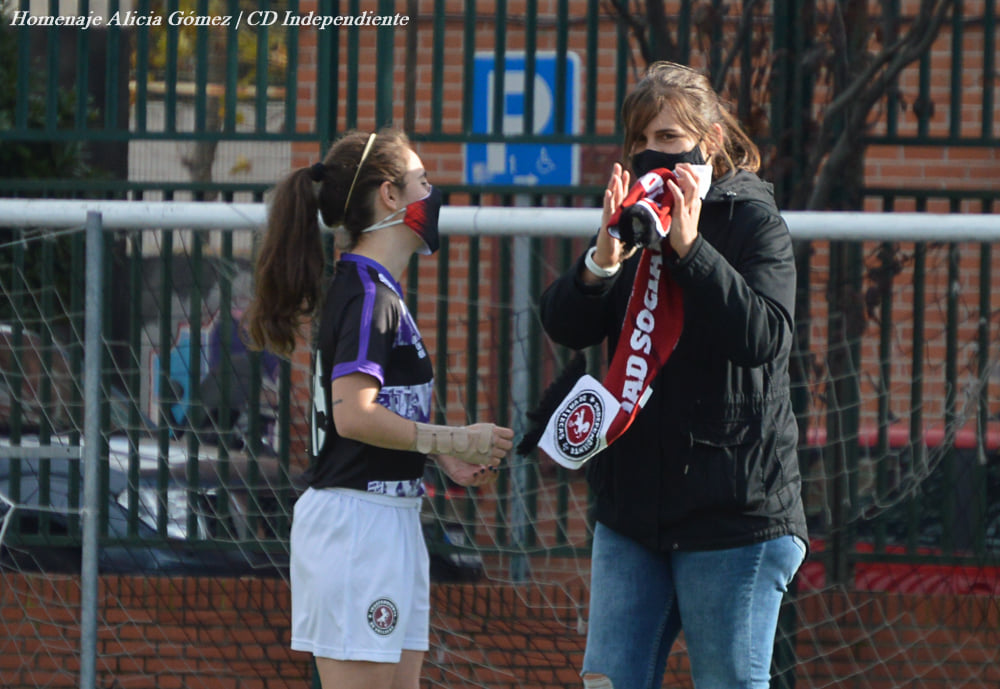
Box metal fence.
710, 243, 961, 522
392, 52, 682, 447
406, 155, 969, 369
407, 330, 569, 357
2, 201, 999, 587
2, 0, 999, 582
3, 1, 997, 200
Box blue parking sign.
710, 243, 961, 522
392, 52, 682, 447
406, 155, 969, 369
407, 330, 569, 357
464, 52, 580, 186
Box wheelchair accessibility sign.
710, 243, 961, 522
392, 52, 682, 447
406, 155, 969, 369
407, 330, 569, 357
464, 51, 580, 187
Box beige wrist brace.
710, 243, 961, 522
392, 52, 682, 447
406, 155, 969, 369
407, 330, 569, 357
414, 422, 494, 464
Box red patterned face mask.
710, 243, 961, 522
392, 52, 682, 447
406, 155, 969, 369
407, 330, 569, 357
401, 186, 442, 255
360, 186, 442, 255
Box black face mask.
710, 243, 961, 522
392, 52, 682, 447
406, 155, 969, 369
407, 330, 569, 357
631, 146, 706, 178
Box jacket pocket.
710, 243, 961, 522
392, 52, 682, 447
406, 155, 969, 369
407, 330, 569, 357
686, 417, 761, 509
690, 419, 752, 448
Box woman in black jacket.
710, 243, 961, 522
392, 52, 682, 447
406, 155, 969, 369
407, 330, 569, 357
539, 62, 808, 689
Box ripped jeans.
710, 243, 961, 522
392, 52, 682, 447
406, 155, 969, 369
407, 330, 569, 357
581, 522, 806, 689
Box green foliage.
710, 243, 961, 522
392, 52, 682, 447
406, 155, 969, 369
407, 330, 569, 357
0, 7, 94, 329
0, 8, 95, 181
145, 0, 287, 88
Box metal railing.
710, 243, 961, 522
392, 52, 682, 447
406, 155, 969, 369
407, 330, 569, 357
2, 200, 999, 587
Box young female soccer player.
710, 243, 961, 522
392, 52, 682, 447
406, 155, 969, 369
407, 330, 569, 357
246, 128, 513, 689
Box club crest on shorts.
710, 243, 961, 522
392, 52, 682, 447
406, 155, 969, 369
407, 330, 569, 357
556, 390, 603, 458
367, 598, 399, 636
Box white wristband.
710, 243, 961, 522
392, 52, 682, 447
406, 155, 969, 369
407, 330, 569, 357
585, 246, 621, 278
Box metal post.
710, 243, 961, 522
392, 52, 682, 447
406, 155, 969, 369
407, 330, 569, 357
79, 211, 103, 689
509, 232, 531, 582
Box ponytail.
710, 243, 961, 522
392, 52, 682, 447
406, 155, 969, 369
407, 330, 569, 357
244, 167, 326, 357
245, 127, 413, 357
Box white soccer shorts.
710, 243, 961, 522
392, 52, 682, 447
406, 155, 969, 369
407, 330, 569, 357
289, 486, 430, 662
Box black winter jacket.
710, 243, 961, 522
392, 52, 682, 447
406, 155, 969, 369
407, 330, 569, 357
539, 170, 808, 553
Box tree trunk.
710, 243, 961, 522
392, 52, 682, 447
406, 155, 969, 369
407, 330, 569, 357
180, 34, 225, 201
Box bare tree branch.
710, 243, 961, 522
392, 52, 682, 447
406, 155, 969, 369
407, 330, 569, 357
806, 0, 954, 208
822, 0, 951, 127
604, 0, 955, 210
712, 0, 765, 94
604, 0, 654, 65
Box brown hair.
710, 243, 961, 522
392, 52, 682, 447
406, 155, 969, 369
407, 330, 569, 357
244, 127, 413, 356
621, 61, 760, 178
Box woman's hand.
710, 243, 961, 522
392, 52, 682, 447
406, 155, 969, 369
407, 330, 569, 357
665, 163, 707, 259
434, 453, 500, 488
583, 163, 635, 283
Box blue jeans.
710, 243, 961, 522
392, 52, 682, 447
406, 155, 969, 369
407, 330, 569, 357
582, 522, 806, 689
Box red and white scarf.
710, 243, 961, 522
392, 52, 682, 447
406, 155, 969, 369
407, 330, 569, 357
538, 170, 684, 470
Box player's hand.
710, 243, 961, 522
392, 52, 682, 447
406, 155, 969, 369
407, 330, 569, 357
450, 423, 513, 465
414, 422, 513, 465
435, 452, 500, 488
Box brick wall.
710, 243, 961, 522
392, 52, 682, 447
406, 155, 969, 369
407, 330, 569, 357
275, 0, 1000, 449
1, 573, 309, 689
3, 572, 999, 689
283, 1, 1000, 196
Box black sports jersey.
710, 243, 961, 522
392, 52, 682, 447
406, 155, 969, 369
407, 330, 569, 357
305, 253, 433, 491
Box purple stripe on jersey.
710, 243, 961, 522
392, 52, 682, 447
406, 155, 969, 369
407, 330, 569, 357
330, 254, 394, 385
341, 253, 403, 298
332, 360, 384, 385
340, 256, 419, 351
